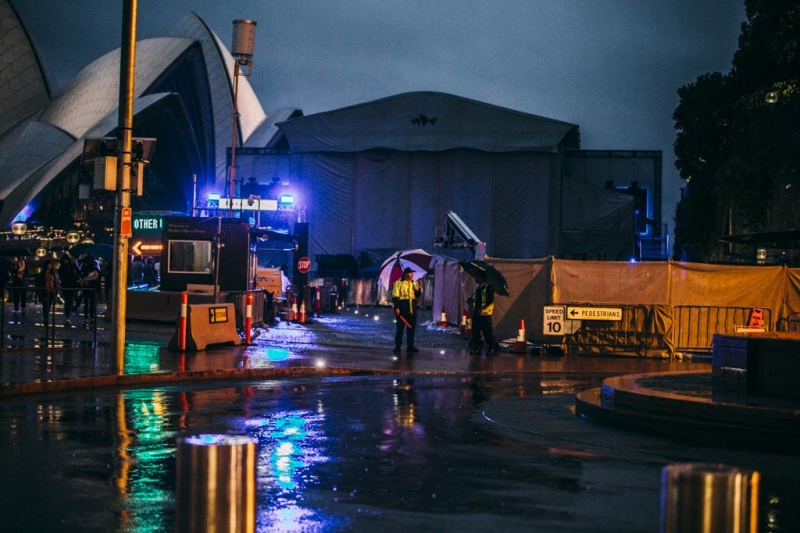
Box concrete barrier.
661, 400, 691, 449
169, 303, 241, 351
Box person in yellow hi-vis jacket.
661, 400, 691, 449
392, 267, 421, 354
470, 272, 499, 356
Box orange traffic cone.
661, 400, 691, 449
440, 307, 448, 328
459, 309, 467, 334
288, 297, 298, 321
513, 319, 527, 353
298, 300, 307, 324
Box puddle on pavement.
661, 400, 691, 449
0, 375, 798, 532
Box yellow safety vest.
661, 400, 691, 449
392, 279, 419, 312
476, 284, 494, 316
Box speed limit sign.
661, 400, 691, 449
543, 305, 565, 336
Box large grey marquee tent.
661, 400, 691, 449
236, 91, 636, 264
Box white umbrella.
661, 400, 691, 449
377, 249, 432, 290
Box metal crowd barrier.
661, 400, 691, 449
781, 312, 800, 332
223, 289, 266, 329
1, 287, 99, 349
563, 304, 671, 357
672, 305, 772, 354
562, 303, 773, 358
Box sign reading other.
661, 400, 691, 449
132, 216, 163, 232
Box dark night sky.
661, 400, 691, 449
12, 1, 746, 233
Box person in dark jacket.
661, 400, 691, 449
78, 255, 101, 328
11, 256, 27, 314
58, 254, 80, 327
36, 259, 57, 327
470, 272, 499, 356
130, 255, 144, 285
143, 257, 158, 287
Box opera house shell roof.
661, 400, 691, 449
0, 0, 293, 230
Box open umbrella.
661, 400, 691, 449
377, 249, 432, 290
68, 243, 114, 262
459, 260, 510, 296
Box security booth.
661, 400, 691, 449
160, 217, 250, 293
126, 216, 304, 330
121, 217, 251, 329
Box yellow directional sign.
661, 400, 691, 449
131, 241, 163, 256
566, 306, 622, 321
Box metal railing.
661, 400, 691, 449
562, 303, 772, 357
672, 305, 772, 354
1, 287, 99, 349
563, 304, 671, 357
781, 312, 800, 332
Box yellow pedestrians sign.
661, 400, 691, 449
566, 306, 622, 321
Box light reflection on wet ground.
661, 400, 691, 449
1, 308, 699, 386
1, 374, 799, 532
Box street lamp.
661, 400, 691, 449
227, 19, 257, 210
10, 221, 26, 236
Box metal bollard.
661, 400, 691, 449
175, 434, 258, 533
660, 463, 760, 533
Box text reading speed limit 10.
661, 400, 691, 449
543, 305, 565, 335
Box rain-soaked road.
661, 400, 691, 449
2, 373, 800, 532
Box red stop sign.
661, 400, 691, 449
297, 257, 311, 273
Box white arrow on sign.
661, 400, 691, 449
566, 306, 622, 321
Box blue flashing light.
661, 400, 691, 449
278, 194, 295, 206
630, 258, 637, 263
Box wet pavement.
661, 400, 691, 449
1, 304, 694, 387
1, 305, 800, 532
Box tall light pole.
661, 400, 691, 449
111, 0, 137, 374
227, 20, 257, 212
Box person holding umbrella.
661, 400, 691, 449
392, 267, 421, 354
470, 271, 499, 356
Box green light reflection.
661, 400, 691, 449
124, 342, 162, 375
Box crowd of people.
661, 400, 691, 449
3, 253, 106, 328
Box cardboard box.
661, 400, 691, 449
255, 268, 283, 296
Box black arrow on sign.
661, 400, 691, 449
570, 309, 579, 317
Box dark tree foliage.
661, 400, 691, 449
673, 0, 800, 262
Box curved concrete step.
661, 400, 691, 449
576, 371, 800, 453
